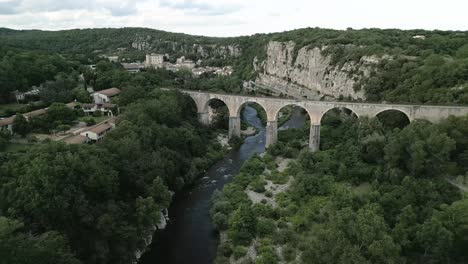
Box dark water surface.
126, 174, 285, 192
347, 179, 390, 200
139, 106, 305, 264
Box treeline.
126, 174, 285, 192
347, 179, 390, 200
0, 47, 78, 103
0, 90, 226, 263
211, 111, 468, 263
3, 27, 468, 105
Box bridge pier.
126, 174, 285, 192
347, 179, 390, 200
309, 124, 320, 152
198, 112, 210, 126
266, 121, 278, 148
229, 116, 241, 139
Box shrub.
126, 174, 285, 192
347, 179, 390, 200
250, 178, 267, 193
233, 245, 248, 259
256, 219, 276, 238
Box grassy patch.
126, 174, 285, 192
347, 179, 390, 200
0, 103, 23, 117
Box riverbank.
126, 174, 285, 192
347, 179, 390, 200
138, 105, 268, 264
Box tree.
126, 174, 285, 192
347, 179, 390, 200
228, 205, 257, 245
12, 114, 30, 136
0, 217, 81, 264
47, 103, 76, 126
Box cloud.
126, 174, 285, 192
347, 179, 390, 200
0, 0, 21, 14
159, 0, 242, 16
0, 0, 139, 16
0, 0, 467, 37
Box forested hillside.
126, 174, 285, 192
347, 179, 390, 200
2, 27, 468, 104
0, 90, 227, 263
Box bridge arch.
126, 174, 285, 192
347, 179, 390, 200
375, 109, 411, 129
319, 106, 359, 124
236, 100, 269, 121
274, 103, 312, 123
375, 108, 412, 122
204, 97, 233, 116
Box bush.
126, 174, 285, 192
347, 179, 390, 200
256, 219, 276, 238
218, 243, 233, 257
82, 117, 96, 126
212, 212, 229, 230
233, 245, 248, 259
250, 178, 267, 193
93, 110, 102, 117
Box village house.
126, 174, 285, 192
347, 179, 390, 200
81, 103, 118, 116
79, 119, 116, 142
92, 88, 121, 104
12, 88, 41, 102
175, 56, 196, 69
0, 116, 15, 134
0, 107, 49, 134
145, 53, 166, 67
121, 62, 145, 73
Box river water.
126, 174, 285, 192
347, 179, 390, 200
139, 106, 305, 264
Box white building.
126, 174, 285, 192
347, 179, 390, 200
121, 63, 145, 73
81, 103, 117, 116
80, 121, 114, 142
0, 116, 14, 134
92, 88, 121, 104
145, 53, 165, 67
176, 56, 195, 69
13, 88, 40, 102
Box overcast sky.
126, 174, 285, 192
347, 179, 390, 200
0, 0, 467, 37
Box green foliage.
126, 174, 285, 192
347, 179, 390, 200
228, 205, 257, 246
12, 114, 30, 136
214, 110, 468, 262
0, 217, 81, 264
0, 90, 225, 264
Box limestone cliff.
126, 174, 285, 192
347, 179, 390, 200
253, 41, 379, 100
131, 34, 241, 58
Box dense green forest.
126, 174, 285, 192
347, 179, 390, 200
0, 90, 227, 263
211, 111, 468, 263
1, 26, 468, 264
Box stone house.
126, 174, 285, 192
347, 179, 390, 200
0, 116, 15, 134
92, 88, 121, 104
81, 103, 117, 116
80, 122, 114, 142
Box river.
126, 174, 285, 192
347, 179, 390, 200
139, 106, 306, 264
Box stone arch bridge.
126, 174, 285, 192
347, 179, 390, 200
179, 90, 468, 152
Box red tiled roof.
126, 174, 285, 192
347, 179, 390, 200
0, 116, 15, 126
88, 123, 113, 134
96, 88, 121, 97
23, 108, 47, 119
64, 135, 88, 144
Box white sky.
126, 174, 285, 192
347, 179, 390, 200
0, 0, 467, 37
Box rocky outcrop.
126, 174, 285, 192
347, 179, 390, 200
131, 35, 241, 58
134, 209, 169, 262
254, 41, 379, 100
193, 44, 241, 58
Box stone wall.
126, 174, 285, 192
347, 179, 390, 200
254, 41, 378, 100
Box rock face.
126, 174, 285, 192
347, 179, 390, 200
131, 35, 241, 58
254, 41, 377, 100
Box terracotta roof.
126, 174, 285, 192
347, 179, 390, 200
102, 103, 116, 108
23, 108, 47, 119
0, 116, 15, 126
81, 103, 96, 108
96, 88, 121, 97
88, 123, 113, 134
64, 135, 88, 144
